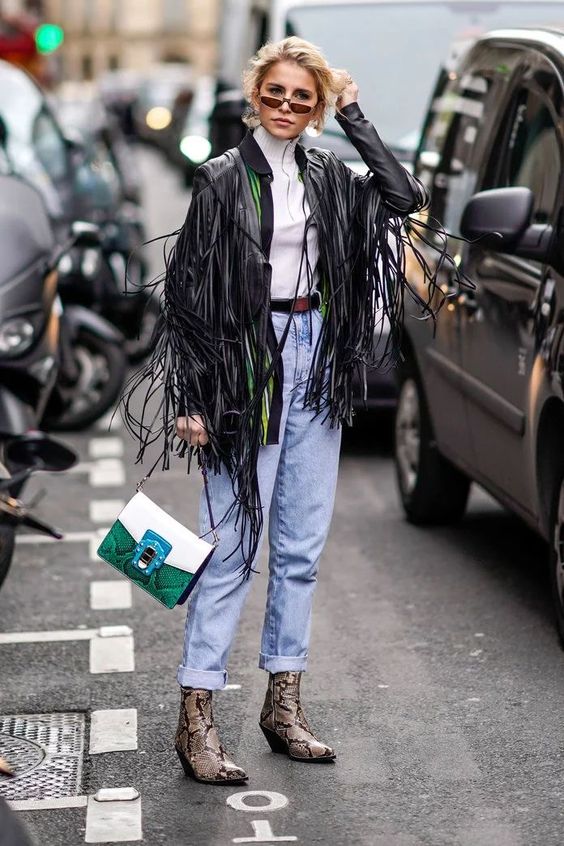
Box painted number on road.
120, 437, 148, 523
228, 791, 297, 843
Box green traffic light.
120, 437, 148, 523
35, 23, 64, 54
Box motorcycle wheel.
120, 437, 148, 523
0, 520, 16, 591
44, 328, 127, 432
124, 296, 160, 364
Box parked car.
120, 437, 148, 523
56, 83, 142, 205
132, 64, 193, 148
166, 74, 215, 185
394, 25, 564, 643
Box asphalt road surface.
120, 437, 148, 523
1, 148, 564, 846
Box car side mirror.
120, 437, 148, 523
460, 186, 554, 264
460, 187, 533, 248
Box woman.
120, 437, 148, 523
125, 36, 460, 785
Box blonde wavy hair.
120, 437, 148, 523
242, 36, 345, 132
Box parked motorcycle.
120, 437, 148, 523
0, 431, 77, 591
55, 93, 158, 363
0, 172, 87, 588
56, 211, 160, 365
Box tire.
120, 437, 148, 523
44, 328, 127, 432
549, 477, 564, 648
394, 361, 471, 524
0, 520, 16, 592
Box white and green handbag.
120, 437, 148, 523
97, 456, 217, 609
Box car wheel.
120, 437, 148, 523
394, 362, 471, 524
549, 477, 564, 648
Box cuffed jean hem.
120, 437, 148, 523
176, 666, 228, 690
258, 653, 308, 673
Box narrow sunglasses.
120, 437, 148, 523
259, 94, 314, 115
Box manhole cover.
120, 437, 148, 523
0, 713, 85, 801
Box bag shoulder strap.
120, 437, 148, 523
136, 448, 218, 545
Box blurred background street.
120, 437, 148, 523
2, 1, 564, 845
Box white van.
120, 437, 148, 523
218, 0, 564, 170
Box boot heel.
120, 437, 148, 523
175, 745, 196, 779
259, 723, 288, 754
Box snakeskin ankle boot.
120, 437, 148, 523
175, 687, 248, 784
259, 671, 336, 762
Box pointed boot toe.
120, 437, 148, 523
175, 687, 248, 785
259, 672, 336, 764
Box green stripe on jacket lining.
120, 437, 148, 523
245, 164, 273, 445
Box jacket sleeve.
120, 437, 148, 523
335, 102, 425, 214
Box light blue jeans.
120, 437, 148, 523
177, 310, 342, 690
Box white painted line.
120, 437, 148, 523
85, 791, 142, 843
90, 709, 138, 754
90, 500, 125, 523
90, 581, 132, 611
233, 821, 297, 844
91, 459, 125, 488
0, 625, 131, 646
67, 461, 96, 474
17, 530, 98, 545
96, 409, 122, 432
227, 792, 289, 812
224, 684, 242, 691
16, 528, 111, 562
90, 529, 110, 561
90, 631, 135, 674
0, 628, 96, 644
9, 796, 88, 812
89, 437, 124, 459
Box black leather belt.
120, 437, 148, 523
270, 292, 321, 313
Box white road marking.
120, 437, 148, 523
90, 629, 135, 674
85, 788, 142, 843
233, 821, 297, 843
91, 459, 125, 487
17, 530, 101, 545
224, 684, 242, 691
89, 710, 138, 754
94, 788, 139, 802
0, 628, 96, 644
90, 581, 132, 610
90, 500, 125, 523
96, 409, 122, 432
227, 792, 289, 812
0, 625, 134, 680
89, 438, 124, 459
90, 529, 111, 561
16, 527, 110, 562
9, 796, 88, 812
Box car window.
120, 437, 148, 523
417, 65, 499, 235
32, 109, 69, 183
489, 87, 562, 224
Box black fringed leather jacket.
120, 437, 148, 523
123, 102, 461, 572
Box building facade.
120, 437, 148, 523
42, 0, 219, 80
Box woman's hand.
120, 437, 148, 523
333, 69, 359, 111
176, 414, 209, 447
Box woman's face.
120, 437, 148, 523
254, 61, 321, 140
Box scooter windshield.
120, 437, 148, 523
0, 174, 55, 287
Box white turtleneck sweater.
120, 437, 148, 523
253, 124, 319, 300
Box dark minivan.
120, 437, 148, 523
394, 27, 564, 641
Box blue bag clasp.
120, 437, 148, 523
132, 530, 172, 576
